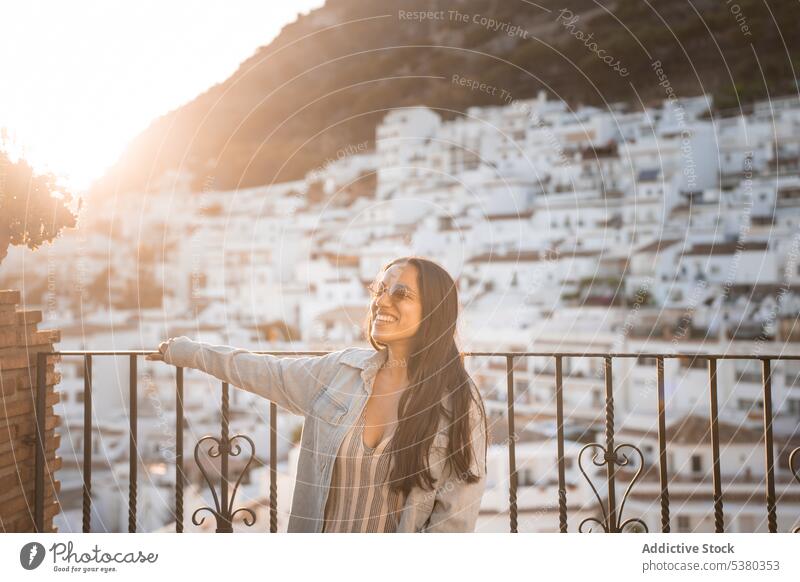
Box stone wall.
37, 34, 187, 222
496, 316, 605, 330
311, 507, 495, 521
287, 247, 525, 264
0, 289, 62, 532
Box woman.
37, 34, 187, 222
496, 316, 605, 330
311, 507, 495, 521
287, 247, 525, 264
147, 256, 488, 532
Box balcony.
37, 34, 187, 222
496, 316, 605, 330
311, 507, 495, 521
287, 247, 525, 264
29, 350, 800, 533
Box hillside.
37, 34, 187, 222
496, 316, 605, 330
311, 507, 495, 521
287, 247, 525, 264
96, 0, 800, 193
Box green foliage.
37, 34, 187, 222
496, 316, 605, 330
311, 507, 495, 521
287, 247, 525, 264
0, 149, 78, 264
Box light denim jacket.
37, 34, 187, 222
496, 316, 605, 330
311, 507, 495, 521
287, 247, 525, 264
161, 336, 488, 533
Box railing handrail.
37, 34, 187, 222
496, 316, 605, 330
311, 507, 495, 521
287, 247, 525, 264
37, 349, 800, 359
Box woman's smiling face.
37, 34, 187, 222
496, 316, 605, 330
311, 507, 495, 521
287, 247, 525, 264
370, 262, 423, 345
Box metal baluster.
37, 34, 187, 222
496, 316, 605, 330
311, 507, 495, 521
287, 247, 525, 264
218, 382, 231, 532
761, 359, 778, 533
82, 355, 93, 532
175, 366, 184, 532
708, 358, 725, 532
192, 383, 256, 531
128, 355, 138, 532
656, 357, 671, 532
555, 356, 567, 532
506, 355, 518, 533
270, 401, 277, 533
603, 356, 618, 533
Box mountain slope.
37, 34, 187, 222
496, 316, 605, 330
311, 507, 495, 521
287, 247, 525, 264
97, 0, 800, 193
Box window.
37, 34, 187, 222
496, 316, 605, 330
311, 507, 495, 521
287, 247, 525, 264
735, 365, 762, 383
677, 515, 691, 532
739, 515, 756, 533
738, 398, 763, 411
679, 356, 707, 370
691, 455, 703, 473
514, 379, 528, 398
519, 468, 536, 487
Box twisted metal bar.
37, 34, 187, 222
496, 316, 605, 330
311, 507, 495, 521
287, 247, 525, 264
270, 402, 278, 533
175, 367, 185, 532
220, 383, 230, 532
82, 354, 92, 533
555, 356, 568, 533
506, 355, 518, 533
708, 358, 725, 533
604, 357, 618, 532
761, 359, 778, 533
128, 354, 138, 532
656, 357, 670, 532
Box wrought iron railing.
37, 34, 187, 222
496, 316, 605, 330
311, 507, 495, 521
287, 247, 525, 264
32, 350, 800, 533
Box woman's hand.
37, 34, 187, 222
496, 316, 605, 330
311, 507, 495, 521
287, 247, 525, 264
145, 339, 172, 361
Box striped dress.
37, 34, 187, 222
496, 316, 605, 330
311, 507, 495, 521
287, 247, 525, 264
322, 406, 405, 532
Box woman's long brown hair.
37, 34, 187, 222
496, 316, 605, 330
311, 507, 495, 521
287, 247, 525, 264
363, 256, 488, 501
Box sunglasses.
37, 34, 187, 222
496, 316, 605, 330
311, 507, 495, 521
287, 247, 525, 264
366, 281, 416, 303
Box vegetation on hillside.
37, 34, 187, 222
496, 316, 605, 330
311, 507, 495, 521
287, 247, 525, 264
96, 0, 800, 194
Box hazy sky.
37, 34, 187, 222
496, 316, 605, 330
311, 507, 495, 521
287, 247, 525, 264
0, 0, 326, 191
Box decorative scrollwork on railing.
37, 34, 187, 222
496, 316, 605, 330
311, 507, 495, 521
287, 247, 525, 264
791, 447, 800, 533
192, 433, 257, 532
578, 442, 648, 533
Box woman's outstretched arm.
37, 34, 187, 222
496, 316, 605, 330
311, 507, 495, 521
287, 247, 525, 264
149, 336, 346, 417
